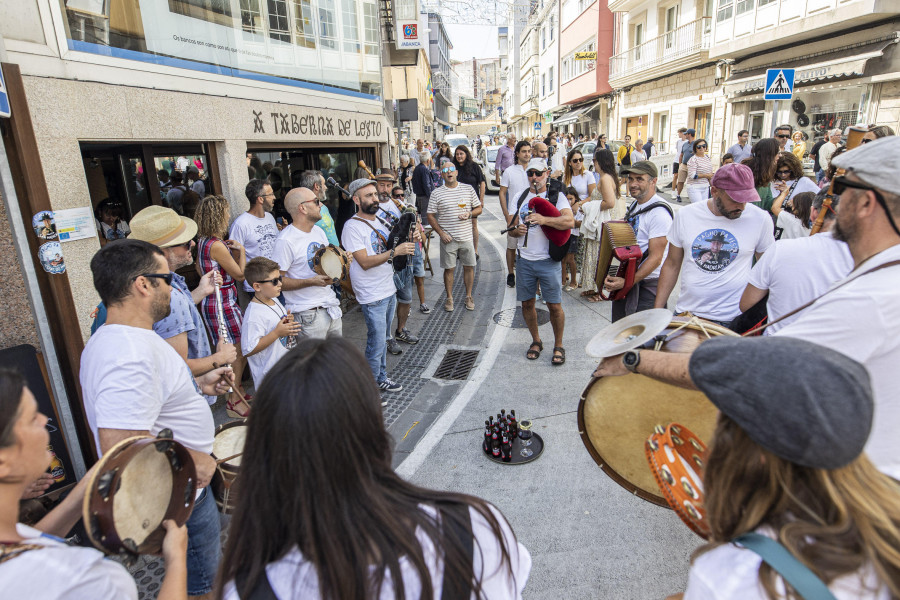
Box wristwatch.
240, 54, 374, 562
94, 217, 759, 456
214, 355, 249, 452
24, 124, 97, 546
622, 350, 641, 373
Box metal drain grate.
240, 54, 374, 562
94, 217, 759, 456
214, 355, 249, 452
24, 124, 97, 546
493, 307, 551, 328
433, 349, 480, 380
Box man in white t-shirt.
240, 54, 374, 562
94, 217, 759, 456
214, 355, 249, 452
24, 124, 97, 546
427, 163, 482, 312
229, 179, 280, 300
272, 187, 343, 339
81, 239, 233, 597
341, 179, 417, 394
740, 192, 853, 335
499, 141, 532, 287
509, 158, 574, 366
606, 161, 673, 322
819, 129, 843, 172
594, 136, 900, 482
655, 162, 775, 325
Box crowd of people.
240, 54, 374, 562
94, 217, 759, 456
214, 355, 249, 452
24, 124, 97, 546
2, 124, 899, 599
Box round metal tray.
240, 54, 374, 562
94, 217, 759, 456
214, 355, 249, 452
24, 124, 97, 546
483, 432, 544, 465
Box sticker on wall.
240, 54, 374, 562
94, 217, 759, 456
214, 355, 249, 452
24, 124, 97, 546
38, 242, 66, 274
33, 211, 58, 240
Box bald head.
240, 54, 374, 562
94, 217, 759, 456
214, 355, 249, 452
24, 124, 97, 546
533, 142, 549, 159
284, 187, 316, 216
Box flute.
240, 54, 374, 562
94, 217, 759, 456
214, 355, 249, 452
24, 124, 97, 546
214, 280, 233, 393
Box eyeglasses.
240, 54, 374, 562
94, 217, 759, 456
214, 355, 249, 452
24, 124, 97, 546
169, 239, 193, 250
775, 134, 790, 139
571, 157, 583, 163
526, 170, 545, 177
776, 169, 792, 175
695, 145, 707, 149
832, 175, 900, 236
299, 198, 322, 206
257, 276, 283, 286
135, 272, 173, 286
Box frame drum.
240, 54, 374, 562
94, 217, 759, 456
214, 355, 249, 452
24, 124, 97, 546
211, 420, 247, 514
313, 245, 354, 298
84, 432, 196, 560
577, 318, 736, 507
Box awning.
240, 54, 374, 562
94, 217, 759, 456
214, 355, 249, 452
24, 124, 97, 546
724, 37, 897, 97
551, 100, 603, 126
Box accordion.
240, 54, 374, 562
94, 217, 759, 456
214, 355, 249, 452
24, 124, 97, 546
595, 221, 643, 301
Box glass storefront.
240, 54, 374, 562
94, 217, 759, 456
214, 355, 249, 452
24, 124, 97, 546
60, 0, 382, 97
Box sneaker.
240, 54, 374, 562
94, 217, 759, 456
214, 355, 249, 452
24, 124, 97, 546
381, 400, 388, 407
419, 303, 431, 314
378, 378, 403, 392
444, 297, 454, 312
675, 195, 682, 202
506, 273, 515, 288
396, 328, 419, 344
386, 338, 403, 355
465, 297, 475, 311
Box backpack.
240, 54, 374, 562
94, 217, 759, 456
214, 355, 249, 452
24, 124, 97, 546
515, 186, 572, 261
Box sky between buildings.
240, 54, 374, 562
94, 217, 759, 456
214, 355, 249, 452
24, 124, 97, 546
446, 24, 500, 61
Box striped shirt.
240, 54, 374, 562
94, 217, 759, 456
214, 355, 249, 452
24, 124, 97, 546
687, 155, 714, 187
427, 183, 481, 242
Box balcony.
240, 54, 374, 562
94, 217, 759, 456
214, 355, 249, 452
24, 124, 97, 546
609, 17, 711, 88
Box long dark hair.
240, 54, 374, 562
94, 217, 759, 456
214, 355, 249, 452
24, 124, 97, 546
746, 138, 779, 187
789, 191, 814, 226
593, 148, 620, 198
452, 144, 477, 178
216, 337, 519, 600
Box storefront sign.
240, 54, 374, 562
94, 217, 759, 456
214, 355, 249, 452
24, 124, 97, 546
575, 51, 598, 60
395, 19, 429, 50
252, 109, 385, 140
54, 207, 97, 242
726, 59, 869, 96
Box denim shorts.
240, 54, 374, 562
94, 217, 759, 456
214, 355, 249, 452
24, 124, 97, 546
516, 258, 562, 304
185, 487, 222, 595
395, 246, 425, 304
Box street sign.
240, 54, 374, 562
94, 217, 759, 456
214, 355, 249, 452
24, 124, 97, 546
0, 66, 10, 119
764, 69, 794, 100
534, 121, 541, 130
575, 51, 597, 60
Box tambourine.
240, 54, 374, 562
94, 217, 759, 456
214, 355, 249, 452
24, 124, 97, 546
83, 430, 196, 562
645, 423, 710, 538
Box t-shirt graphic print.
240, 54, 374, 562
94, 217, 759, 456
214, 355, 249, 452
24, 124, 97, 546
692, 229, 738, 273
306, 241, 324, 271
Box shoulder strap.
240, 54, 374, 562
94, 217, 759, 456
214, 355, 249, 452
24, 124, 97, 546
0, 542, 44, 565
626, 200, 674, 221
235, 568, 278, 600
733, 533, 837, 600
351, 216, 388, 246
438, 502, 474, 600
745, 259, 900, 336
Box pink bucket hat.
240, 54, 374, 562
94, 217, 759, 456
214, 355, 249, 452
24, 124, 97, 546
711, 163, 760, 204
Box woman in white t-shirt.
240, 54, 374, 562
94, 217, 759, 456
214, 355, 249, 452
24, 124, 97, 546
686, 138, 714, 204
0, 369, 188, 600
562, 149, 596, 290
630, 140, 647, 164
216, 337, 531, 600
675, 338, 900, 600
580, 149, 619, 301
771, 191, 814, 240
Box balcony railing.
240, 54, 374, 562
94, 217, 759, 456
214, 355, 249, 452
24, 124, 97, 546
610, 17, 711, 82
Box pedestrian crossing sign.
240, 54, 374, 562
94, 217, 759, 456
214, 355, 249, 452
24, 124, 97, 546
764, 69, 794, 100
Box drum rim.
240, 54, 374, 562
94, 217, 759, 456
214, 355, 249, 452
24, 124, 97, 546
83, 435, 196, 557
577, 318, 734, 508
213, 419, 248, 472
313, 245, 349, 281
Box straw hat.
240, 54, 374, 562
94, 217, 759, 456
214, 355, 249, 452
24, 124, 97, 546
129, 206, 198, 248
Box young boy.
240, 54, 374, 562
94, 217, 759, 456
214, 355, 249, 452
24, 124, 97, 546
241, 257, 302, 388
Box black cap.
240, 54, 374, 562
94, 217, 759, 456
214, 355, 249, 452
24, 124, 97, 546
689, 337, 873, 470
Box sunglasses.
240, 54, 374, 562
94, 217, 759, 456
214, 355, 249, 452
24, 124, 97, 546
861, 138, 874, 144
441, 167, 456, 173
526, 170, 545, 177
257, 276, 283, 285
775, 134, 790, 139
695, 145, 707, 149
832, 175, 900, 236
392, 194, 404, 199
135, 272, 173, 286
776, 169, 792, 175
299, 198, 322, 206
571, 157, 583, 163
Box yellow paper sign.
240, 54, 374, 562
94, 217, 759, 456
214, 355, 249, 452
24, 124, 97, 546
574, 51, 597, 60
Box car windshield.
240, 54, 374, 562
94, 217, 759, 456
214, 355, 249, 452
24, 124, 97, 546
445, 136, 469, 148
487, 148, 498, 162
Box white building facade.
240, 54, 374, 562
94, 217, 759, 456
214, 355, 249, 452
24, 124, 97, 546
537, 0, 562, 134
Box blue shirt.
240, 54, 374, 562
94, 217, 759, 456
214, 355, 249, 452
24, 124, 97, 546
153, 272, 211, 359
681, 140, 696, 165
726, 142, 753, 164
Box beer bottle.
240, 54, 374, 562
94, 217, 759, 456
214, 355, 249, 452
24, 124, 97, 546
48, 446, 65, 483
501, 431, 511, 462
492, 438, 501, 458
483, 420, 492, 454
509, 410, 518, 439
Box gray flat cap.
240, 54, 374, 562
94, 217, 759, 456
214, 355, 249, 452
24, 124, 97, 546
689, 336, 873, 470
832, 136, 900, 196
347, 178, 376, 198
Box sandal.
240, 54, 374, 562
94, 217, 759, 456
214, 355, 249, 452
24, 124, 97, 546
587, 294, 602, 303
551, 347, 566, 366
226, 395, 252, 418
526, 341, 543, 360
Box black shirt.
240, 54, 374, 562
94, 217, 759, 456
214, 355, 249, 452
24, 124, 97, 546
454, 161, 485, 194
809, 139, 826, 172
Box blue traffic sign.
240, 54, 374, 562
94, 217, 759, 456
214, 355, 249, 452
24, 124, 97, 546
0, 66, 10, 118
534, 121, 541, 130
764, 69, 794, 100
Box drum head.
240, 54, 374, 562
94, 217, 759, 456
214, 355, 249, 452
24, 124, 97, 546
577, 319, 734, 506
112, 444, 174, 547
213, 420, 247, 468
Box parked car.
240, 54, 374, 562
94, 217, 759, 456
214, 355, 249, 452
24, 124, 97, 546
571, 140, 626, 170
482, 145, 502, 193
443, 134, 470, 155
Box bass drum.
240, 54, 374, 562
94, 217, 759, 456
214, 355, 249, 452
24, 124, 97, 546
577, 318, 736, 507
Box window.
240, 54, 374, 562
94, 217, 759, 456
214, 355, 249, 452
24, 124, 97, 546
563, 58, 570, 81
736, 0, 753, 15
318, 0, 337, 48
656, 113, 669, 152
240, 0, 263, 39
267, 0, 291, 42
291, 0, 316, 48
362, 2, 378, 55
542, 73, 546, 96
716, 0, 733, 21
541, 26, 546, 50
564, 41, 596, 82
758, 0, 775, 5
664, 5, 679, 50
549, 66, 554, 92
550, 15, 555, 41
341, 0, 360, 53
394, 0, 416, 20
633, 23, 643, 60
577, 0, 588, 12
